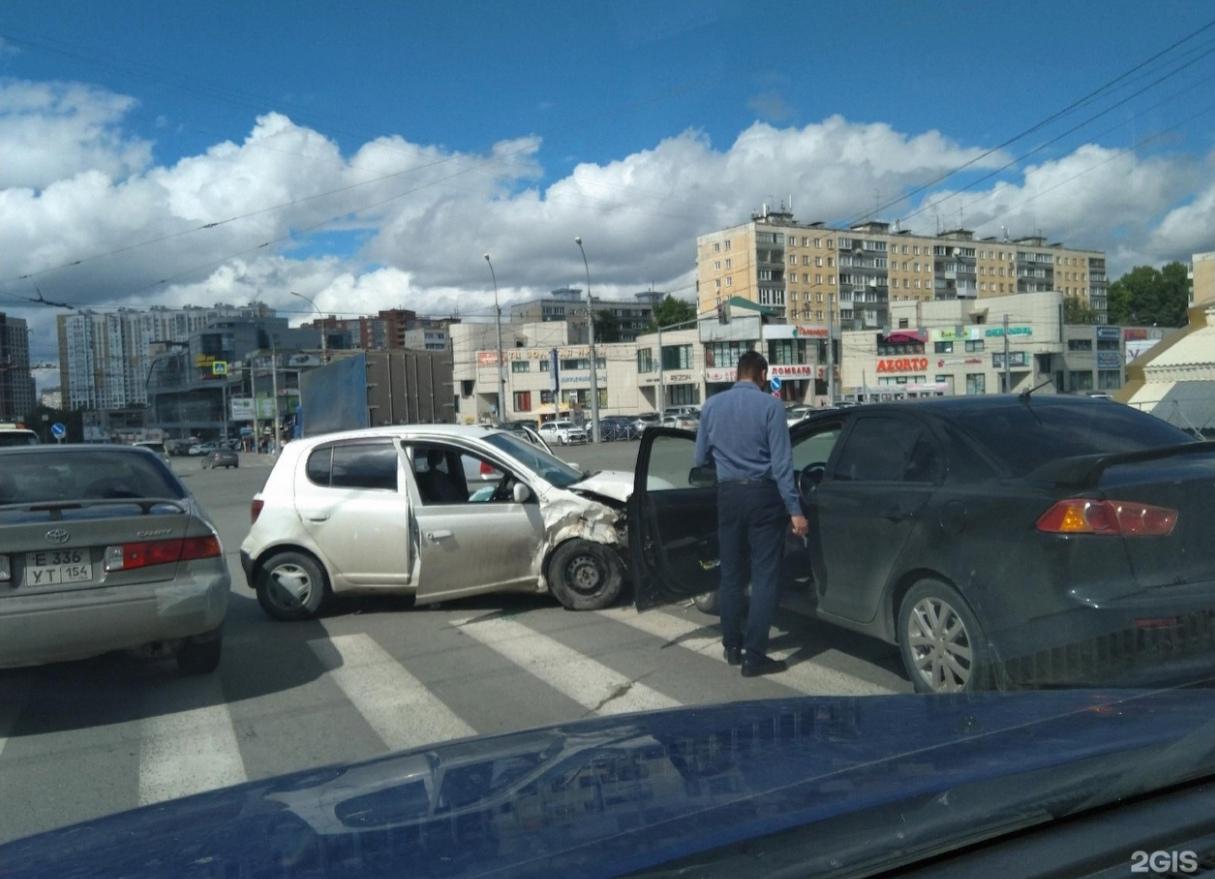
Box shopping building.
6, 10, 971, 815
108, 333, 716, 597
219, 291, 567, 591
508, 288, 662, 343
697, 205, 1108, 332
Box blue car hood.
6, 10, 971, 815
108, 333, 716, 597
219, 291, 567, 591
4, 690, 1215, 878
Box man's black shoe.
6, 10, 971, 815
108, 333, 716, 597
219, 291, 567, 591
724, 646, 742, 666
741, 654, 786, 677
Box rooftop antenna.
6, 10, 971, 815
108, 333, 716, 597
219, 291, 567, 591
935, 212, 942, 235
959, 205, 964, 229
873, 189, 880, 221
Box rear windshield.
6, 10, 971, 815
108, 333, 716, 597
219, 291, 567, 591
136, 442, 166, 454
0, 450, 186, 505
949, 402, 1193, 476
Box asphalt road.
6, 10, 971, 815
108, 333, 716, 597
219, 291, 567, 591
0, 443, 908, 845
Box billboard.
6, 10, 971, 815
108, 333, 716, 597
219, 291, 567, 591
299, 354, 370, 437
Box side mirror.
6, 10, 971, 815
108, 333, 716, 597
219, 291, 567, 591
512, 482, 533, 503
688, 465, 717, 487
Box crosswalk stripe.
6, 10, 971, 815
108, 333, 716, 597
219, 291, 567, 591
451, 616, 681, 715
308, 634, 476, 751
138, 677, 247, 806
596, 606, 892, 696
0, 678, 29, 760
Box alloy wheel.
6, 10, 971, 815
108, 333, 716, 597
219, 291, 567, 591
906, 596, 973, 692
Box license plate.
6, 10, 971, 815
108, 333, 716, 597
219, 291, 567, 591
25, 549, 93, 586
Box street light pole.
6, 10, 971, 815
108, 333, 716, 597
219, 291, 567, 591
270, 334, 280, 455
290, 291, 326, 364
483, 254, 507, 424
574, 236, 601, 443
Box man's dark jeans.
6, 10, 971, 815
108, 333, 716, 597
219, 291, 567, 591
717, 478, 787, 657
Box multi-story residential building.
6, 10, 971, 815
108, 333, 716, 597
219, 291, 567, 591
303, 308, 455, 351
56, 304, 272, 410
508, 288, 660, 343
0, 312, 35, 421
697, 205, 1109, 332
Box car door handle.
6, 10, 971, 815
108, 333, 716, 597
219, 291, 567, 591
427, 530, 453, 541
306, 514, 330, 522
881, 507, 909, 522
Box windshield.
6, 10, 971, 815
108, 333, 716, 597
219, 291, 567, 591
8, 4, 1215, 875
482, 432, 584, 488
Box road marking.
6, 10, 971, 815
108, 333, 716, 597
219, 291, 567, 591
451, 616, 680, 715
596, 606, 892, 697
0, 677, 30, 760
308, 634, 475, 751
139, 677, 246, 806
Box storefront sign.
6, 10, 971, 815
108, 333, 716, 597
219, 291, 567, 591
764, 324, 830, 340
984, 326, 1032, 338
559, 375, 607, 386
704, 367, 735, 383
1097, 351, 1122, 369
664, 373, 693, 383
1123, 328, 1149, 341
769, 364, 814, 378
1096, 326, 1121, 341
932, 326, 983, 343
876, 357, 930, 374
478, 346, 595, 366
935, 356, 984, 368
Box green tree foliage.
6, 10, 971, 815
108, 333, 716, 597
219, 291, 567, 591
592, 310, 622, 343
1063, 295, 1101, 325
646, 295, 697, 331
1106, 262, 1191, 327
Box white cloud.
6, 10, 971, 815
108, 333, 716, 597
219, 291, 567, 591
2, 77, 1213, 366
0, 79, 151, 188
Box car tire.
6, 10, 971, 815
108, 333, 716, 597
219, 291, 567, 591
176, 629, 222, 675
548, 540, 625, 611
692, 590, 720, 615
256, 551, 329, 621
897, 579, 990, 694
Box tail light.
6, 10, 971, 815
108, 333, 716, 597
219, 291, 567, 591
251, 498, 264, 524
480, 460, 496, 476
104, 536, 222, 572
1036, 499, 1179, 536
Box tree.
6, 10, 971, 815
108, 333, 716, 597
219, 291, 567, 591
1063, 295, 1100, 325
1106, 261, 1191, 327
646, 295, 697, 332
592, 310, 621, 343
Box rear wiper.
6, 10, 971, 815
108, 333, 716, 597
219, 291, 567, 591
1018, 378, 1054, 402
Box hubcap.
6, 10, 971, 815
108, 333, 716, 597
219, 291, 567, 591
907, 597, 973, 692
566, 554, 603, 595
269, 563, 312, 609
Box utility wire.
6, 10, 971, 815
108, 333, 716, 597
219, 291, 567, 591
851, 13, 1215, 225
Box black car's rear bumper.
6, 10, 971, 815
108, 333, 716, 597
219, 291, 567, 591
990, 581, 1215, 688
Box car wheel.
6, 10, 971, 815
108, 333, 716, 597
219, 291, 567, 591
897, 579, 989, 694
176, 628, 222, 674
257, 551, 329, 621
548, 540, 625, 611
692, 591, 719, 615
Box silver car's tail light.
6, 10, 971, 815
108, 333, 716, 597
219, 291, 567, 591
103, 536, 222, 572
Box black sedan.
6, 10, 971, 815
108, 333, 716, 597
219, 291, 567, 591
629, 395, 1215, 693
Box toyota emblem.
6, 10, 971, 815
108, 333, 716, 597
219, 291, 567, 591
44, 528, 70, 545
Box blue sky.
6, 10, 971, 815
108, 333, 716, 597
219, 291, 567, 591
4, 0, 1212, 184
2, 1, 1215, 364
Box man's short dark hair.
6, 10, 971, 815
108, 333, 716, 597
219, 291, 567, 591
736, 350, 768, 381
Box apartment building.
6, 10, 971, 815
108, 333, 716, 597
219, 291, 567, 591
56, 304, 272, 411
303, 308, 455, 351
697, 206, 1108, 332
0, 312, 35, 421
508, 288, 661, 343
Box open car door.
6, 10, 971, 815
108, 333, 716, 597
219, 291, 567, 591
628, 427, 720, 611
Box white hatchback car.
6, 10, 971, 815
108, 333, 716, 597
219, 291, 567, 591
240, 426, 635, 620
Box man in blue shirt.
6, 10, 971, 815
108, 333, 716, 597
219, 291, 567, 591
694, 350, 809, 677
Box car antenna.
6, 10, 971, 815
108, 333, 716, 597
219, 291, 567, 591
1018, 378, 1054, 402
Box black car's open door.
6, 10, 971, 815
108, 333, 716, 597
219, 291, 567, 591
629, 427, 720, 610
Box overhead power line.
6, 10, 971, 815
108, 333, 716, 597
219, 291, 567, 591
851, 13, 1215, 225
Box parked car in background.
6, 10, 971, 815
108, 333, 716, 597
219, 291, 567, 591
632, 413, 661, 434
0, 445, 228, 673
537, 420, 587, 445
786, 405, 813, 427
661, 413, 699, 431
662, 405, 700, 419
202, 448, 239, 469
132, 440, 170, 463
631, 395, 1215, 694
241, 425, 634, 621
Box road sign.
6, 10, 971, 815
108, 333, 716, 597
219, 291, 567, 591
211, 361, 228, 376
769, 375, 782, 391
50, 422, 66, 441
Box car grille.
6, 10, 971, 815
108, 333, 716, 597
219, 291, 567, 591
998, 609, 1215, 688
